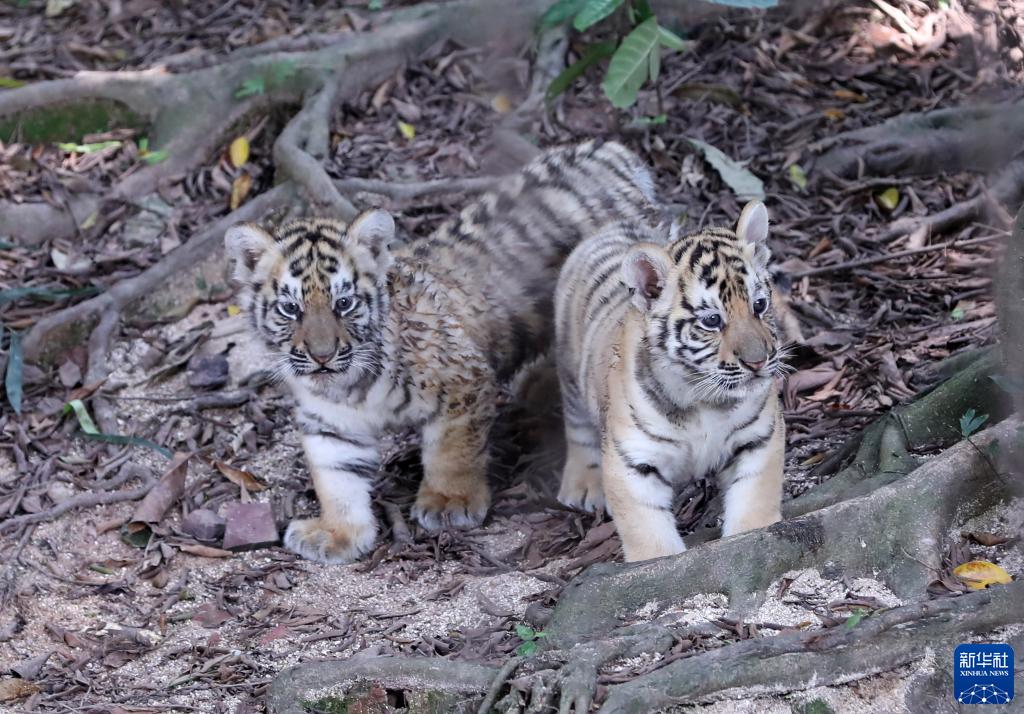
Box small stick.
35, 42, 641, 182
383, 501, 412, 545
791, 234, 1002, 279
477, 656, 523, 714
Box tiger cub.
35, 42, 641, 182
554, 202, 785, 562
225, 141, 661, 563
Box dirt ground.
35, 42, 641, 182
2, 0, 1023, 711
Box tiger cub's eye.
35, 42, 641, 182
277, 301, 301, 320
700, 314, 722, 330
753, 297, 768, 315
335, 296, 357, 315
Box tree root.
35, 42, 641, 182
598, 580, 1023, 712
811, 101, 1024, 179
546, 416, 1017, 645
877, 158, 1024, 244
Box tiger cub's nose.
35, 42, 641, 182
308, 341, 338, 365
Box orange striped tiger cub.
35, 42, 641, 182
554, 202, 785, 562
225, 141, 661, 563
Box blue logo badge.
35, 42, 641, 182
954, 644, 1014, 705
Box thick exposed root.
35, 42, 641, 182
546, 416, 1017, 645
811, 101, 1024, 179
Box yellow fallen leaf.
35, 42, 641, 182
491, 93, 513, 114
788, 163, 808, 191
876, 187, 900, 211
0, 678, 40, 702
229, 173, 253, 211
229, 136, 250, 168
833, 88, 867, 102
953, 560, 1012, 590
227, 304, 242, 317
823, 107, 845, 121
397, 121, 416, 140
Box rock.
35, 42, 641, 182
181, 508, 226, 542
46, 482, 76, 505
221, 502, 278, 551
57, 360, 81, 388
187, 354, 229, 390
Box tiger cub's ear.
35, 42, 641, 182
348, 209, 395, 268
225, 223, 276, 284
736, 200, 770, 267
622, 243, 671, 312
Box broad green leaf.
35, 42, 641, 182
397, 121, 416, 140
688, 138, 765, 201
369, 0, 383, 8
4, 328, 22, 415
268, 61, 298, 86
0, 77, 26, 89
788, 163, 808, 190
657, 26, 688, 51
876, 187, 899, 211
844, 609, 867, 630
648, 35, 661, 83
572, 0, 624, 30
546, 41, 617, 100
540, 0, 588, 28
64, 399, 99, 434
602, 17, 660, 109
632, 0, 654, 22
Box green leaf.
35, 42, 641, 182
876, 187, 900, 211
632, 0, 654, 22
268, 61, 298, 86
138, 137, 149, 152
0, 77, 26, 89
546, 41, 617, 100
142, 149, 168, 165
73, 431, 173, 457
951, 305, 965, 320
56, 140, 122, 154
0, 285, 101, 306
788, 163, 808, 190
602, 17, 660, 109
368, 0, 383, 8
632, 114, 667, 126
572, 0, 624, 30
540, 0, 588, 28
844, 609, 867, 630
514, 623, 536, 641
235, 76, 266, 99
687, 138, 765, 201
959, 408, 989, 438
4, 328, 23, 415
64, 399, 99, 434
516, 640, 538, 657
657, 26, 688, 51
121, 523, 153, 548
648, 34, 661, 83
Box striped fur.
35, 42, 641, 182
226, 141, 661, 563
555, 202, 785, 562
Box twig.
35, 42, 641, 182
478, 656, 523, 714
333, 176, 500, 202
382, 501, 413, 545
0, 465, 155, 534
791, 234, 1002, 279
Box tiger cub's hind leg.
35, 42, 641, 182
557, 388, 605, 512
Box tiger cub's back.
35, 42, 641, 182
402, 140, 662, 379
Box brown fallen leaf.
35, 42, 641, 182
179, 544, 233, 558
213, 460, 267, 492
127, 452, 192, 534
962, 531, 1010, 547
193, 603, 233, 628
258, 623, 291, 646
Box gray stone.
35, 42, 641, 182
181, 508, 226, 542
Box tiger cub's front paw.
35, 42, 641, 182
411, 480, 490, 531
284, 516, 377, 564
558, 454, 605, 513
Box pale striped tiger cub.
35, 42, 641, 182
555, 202, 785, 562
225, 141, 661, 563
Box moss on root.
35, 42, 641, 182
0, 100, 146, 143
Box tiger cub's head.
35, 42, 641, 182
622, 201, 783, 398
225, 211, 395, 393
